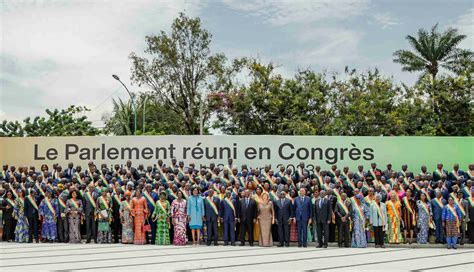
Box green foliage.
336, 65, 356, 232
0, 106, 99, 137
393, 24, 473, 79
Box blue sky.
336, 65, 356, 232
1, 0, 472, 128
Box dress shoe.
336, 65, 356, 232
250, 243, 254, 247
224, 242, 229, 246
303, 244, 307, 248
277, 244, 284, 247
231, 242, 236, 246
214, 242, 219, 246
317, 245, 322, 248
323, 245, 327, 248
298, 244, 302, 248
285, 243, 289, 247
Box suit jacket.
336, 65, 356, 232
204, 196, 220, 221
82, 190, 98, 216
25, 196, 40, 218
294, 196, 312, 222
64, 168, 75, 180
238, 197, 257, 222
314, 197, 332, 223
219, 197, 238, 221
274, 197, 293, 224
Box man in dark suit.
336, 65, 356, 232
293, 188, 312, 247
25, 189, 40, 243
314, 190, 332, 248
219, 190, 238, 246
64, 162, 75, 180
238, 189, 257, 246
204, 189, 220, 246
83, 183, 97, 243
274, 191, 293, 247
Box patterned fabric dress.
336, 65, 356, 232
66, 198, 83, 243
351, 200, 369, 248
153, 200, 170, 245
14, 198, 28, 243
119, 200, 134, 244
401, 197, 416, 232
96, 196, 112, 244
171, 199, 187, 246
416, 200, 431, 244
387, 200, 403, 244
131, 196, 148, 245
39, 197, 58, 240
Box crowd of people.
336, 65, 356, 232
0, 159, 473, 250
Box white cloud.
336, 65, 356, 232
454, 8, 473, 50
0, 0, 205, 125
371, 12, 400, 29
222, 0, 370, 26
280, 27, 363, 68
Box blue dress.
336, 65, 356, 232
187, 196, 204, 229
14, 198, 29, 243
39, 198, 59, 240
416, 200, 431, 244
351, 202, 369, 248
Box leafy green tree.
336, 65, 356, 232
209, 60, 331, 135
0, 106, 99, 137
129, 12, 242, 134
393, 24, 473, 80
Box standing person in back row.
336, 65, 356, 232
238, 189, 257, 246
294, 188, 312, 248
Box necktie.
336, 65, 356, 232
246, 198, 249, 207
319, 199, 322, 209
281, 199, 283, 207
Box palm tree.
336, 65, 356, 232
102, 98, 134, 135
393, 24, 472, 79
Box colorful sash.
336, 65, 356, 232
224, 198, 236, 217
35, 182, 45, 197
70, 199, 80, 209
422, 189, 432, 201
433, 198, 444, 209
402, 197, 415, 215
450, 193, 466, 217
58, 198, 67, 209
334, 176, 343, 186
100, 196, 109, 210
122, 200, 131, 210
434, 169, 444, 177
85, 192, 97, 209
388, 178, 397, 187
388, 201, 399, 221
221, 176, 231, 186
143, 191, 155, 205
205, 197, 219, 216
412, 181, 421, 191
11, 189, 18, 199
27, 195, 38, 210
74, 172, 82, 181
263, 172, 275, 185
468, 197, 474, 208
27, 176, 34, 184
373, 202, 386, 226
346, 178, 356, 191
337, 200, 349, 215
113, 194, 121, 206
369, 169, 377, 179
269, 191, 278, 202
167, 188, 177, 200
99, 174, 108, 185
156, 200, 167, 213
44, 198, 56, 217
402, 177, 410, 187
6, 198, 16, 208
314, 173, 323, 187
145, 172, 153, 182
446, 204, 460, 226
351, 198, 365, 221
451, 170, 460, 179
462, 186, 470, 197
420, 201, 430, 216
238, 176, 246, 187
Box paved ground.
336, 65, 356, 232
0, 243, 473, 272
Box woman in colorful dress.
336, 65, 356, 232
174, 190, 189, 245
257, 192, 274, 247
351, 194, 369, 248
96, 188, 112, 244
14, 190, 28, 243
443, 196, 463, 249
119, 191, 134, 244
131, 188, 148, 245
387, 191, 403, 244
416, 192, 432, 244
186, 188, 202, 245
66, 190, 83, 243
152, 191, 170, 245
39, 189, 58, 242
401, 188, 417, 244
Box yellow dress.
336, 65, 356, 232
253, 194, 263, 241
386, 200, 403, 244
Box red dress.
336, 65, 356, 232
131, 196, 148, 245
